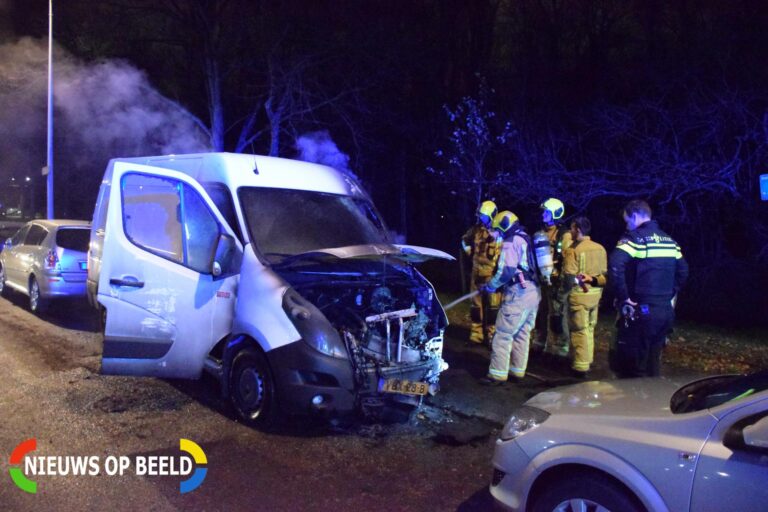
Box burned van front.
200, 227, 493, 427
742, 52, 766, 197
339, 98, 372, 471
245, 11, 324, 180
238, 187, 451, 417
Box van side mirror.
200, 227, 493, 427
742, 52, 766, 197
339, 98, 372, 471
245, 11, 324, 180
724, 415, 768, 455
211, 233, 240, 277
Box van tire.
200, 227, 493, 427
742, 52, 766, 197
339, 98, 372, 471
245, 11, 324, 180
230, 347, 278, 429
28, 276, 48, 314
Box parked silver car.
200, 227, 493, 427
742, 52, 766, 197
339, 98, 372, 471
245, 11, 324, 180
491, 372, 768, 512
0, 219, 91, 312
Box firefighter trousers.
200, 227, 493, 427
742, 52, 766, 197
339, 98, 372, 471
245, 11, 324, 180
487, 283, 541, 380
544, 283, 570, 357
469, 277, 501, 344
567, 290, 602, 372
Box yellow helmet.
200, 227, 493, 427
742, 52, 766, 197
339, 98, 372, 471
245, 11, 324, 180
477, 200, 497, 226
492, 211, 519, 234
540, 198, 565, 220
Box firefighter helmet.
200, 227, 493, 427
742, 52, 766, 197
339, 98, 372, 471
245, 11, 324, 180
477, 200, 498, 227
492, 211, 519, 234
540, 198, 565, 221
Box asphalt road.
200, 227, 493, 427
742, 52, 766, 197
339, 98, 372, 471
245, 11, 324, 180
0, 292, 576, 511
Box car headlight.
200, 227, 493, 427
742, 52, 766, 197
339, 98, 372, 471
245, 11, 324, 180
282, 288, 347, 359
500, 406, 550, 441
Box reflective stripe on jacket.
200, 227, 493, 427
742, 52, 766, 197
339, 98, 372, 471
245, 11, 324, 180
608, 220, 688, 304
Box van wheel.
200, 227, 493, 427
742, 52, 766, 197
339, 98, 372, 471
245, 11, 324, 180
29, 276, 48, 313
230, 347, 278, 429
531, 473, 644, 512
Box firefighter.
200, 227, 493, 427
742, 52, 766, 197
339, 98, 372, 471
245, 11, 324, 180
608, 200, 689, 378
562, 216, 607, 378
461, 200, 503, 346
532, 198, 573, 361
479, 211, 542, 385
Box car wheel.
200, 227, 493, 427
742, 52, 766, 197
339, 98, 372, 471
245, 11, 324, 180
28, 276, 48, 313
230, 347, 278, 429
531, 472, 644, 512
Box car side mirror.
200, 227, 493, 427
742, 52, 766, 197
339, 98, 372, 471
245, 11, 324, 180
743, 416, 768, 451
211, 233, 240, 278
724, 415, 768, 455
3, 238, 11, 250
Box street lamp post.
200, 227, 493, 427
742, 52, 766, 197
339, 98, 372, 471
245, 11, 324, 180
46, 0, 54, 219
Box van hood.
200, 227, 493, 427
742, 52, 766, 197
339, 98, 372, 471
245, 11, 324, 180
283, 244, 454, 263
524, 377, 690, 418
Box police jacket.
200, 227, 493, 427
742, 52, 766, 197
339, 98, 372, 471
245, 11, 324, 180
608, 220, 689, 305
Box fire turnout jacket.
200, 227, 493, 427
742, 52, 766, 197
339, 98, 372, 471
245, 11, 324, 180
461, 224, 501, 280
562, 236, 607, 295
487, 230, 536, 292
608, 220, 689, 305
543, 224, 573, 283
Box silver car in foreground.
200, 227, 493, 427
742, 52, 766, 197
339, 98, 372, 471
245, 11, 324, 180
0, 219, 91, 312
491, 372, 768, 512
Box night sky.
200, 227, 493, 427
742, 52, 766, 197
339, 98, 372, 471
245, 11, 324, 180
2, 0, 767, 325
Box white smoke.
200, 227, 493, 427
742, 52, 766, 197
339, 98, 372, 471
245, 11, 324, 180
295, 130, 358, 180
0, 37, 209, 178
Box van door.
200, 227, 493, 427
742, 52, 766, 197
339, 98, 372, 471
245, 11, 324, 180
98, 162, 242, 379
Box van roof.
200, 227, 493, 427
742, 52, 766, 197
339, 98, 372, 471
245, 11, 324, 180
110, 152, 363, 198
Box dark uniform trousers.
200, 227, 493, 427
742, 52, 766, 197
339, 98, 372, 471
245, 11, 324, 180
612, 302, 674, 378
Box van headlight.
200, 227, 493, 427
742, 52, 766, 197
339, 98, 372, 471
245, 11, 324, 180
282, 288, 347, 359
500, 406, 550, 441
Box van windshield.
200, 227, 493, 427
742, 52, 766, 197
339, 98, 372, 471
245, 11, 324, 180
239, 187, 388, 262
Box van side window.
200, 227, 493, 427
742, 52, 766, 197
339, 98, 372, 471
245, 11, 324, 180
123, 174, 184, 263
121, 173, 221, 274
24, 225, 49, 246
182, 184, 220, 273
202, 182, 243, 243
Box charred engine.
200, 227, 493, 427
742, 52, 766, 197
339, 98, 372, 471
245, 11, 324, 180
281, 260, 447, 403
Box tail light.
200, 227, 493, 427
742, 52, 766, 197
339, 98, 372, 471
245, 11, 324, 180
45, 250, 59, 270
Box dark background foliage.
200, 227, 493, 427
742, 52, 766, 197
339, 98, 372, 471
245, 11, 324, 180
3, 0, 767, 325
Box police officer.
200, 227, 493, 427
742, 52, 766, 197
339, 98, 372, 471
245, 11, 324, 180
479, 211, 542, 385
608, 200, 689, 378
562, 216, 607, 378
461, 200, 503, 346
532, 198, 573, 361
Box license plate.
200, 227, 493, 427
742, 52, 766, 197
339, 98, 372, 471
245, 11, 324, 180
379, 378, 429, 396
79, 261, 87, 270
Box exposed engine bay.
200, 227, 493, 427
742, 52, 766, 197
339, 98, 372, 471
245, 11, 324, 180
277, 257, 448, 410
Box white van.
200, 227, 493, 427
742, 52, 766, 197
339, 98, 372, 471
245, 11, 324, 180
88, 153, 452, 427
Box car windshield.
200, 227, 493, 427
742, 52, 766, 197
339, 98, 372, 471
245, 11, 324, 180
56, 228, 90, 252
670, 371, 768, 414
238, 187, 388, 263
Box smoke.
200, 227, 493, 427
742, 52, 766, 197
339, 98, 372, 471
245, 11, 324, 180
0, 37, 210, 217
295, 130, 358, 180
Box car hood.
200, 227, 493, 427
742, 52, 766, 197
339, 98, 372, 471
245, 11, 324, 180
525, 377, 692, 418
296, 244, 455, 263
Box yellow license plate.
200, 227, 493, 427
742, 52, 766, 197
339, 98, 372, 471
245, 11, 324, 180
379, 378, 429, 396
